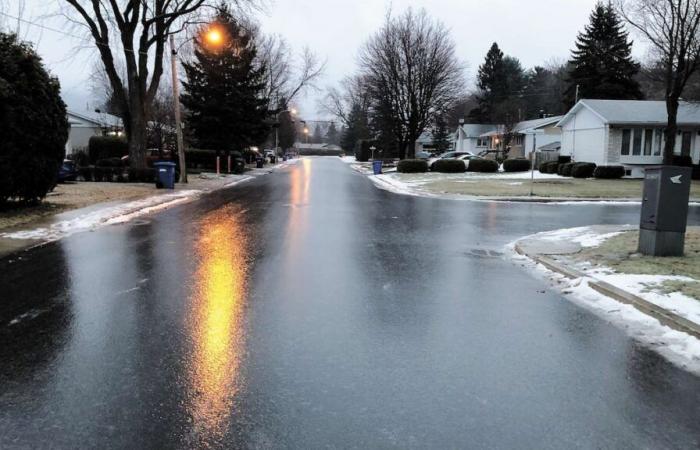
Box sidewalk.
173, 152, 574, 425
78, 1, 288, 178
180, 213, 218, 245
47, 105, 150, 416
512, 225, 700, 369
0, 166, 283, 258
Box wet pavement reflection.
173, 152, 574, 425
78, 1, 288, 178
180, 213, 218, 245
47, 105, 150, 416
1, 158, 700, 448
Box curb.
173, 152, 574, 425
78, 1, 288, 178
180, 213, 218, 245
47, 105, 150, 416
514, 242, 700, 340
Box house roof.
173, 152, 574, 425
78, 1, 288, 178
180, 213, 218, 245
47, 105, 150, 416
538, 141, 561, 151
458, 124, 497, 137
67, 109, 123, 127
557, 99, 700, 127
513, 115, 564, 133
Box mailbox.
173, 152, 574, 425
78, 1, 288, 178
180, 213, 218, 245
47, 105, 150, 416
638, 166, 692, 256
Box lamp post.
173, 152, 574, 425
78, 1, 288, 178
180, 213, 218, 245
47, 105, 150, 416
169, 26, 225, 184
370, 145, 376, 161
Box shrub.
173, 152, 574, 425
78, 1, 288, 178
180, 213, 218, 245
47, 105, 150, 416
503, 158, 531, 172
693, 165, 700, 181
672, 155, 694, 167
466, 158, 499, 173
95, 157, 125, 167
68, 148, 91, 167
571, 162, 597, 178
558, 162, 576, 177
89, 135, 128, 163
0, 33, 69, 204
594, 165, 625, 179
397, 159, 429, 173
558, 155, 572, 164
539, 161, 559, 173
431, 159, 466, 173
92, 167, 104, 182
78, 167, 93, 182
354, 140, 372, 162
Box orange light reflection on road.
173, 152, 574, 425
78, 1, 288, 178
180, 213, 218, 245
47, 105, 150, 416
187, 204, 248, 443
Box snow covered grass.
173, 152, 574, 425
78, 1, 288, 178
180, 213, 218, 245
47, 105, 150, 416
507, 243, 700, 375
531, 225, 627, 248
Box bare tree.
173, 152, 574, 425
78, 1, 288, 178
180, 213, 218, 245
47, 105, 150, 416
359, 8, 464, 159
61, 0, 257, 168
322, 74, 373, 127
617, 0, 700, 164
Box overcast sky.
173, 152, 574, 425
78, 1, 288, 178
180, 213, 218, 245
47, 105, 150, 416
4, 0, 648, 120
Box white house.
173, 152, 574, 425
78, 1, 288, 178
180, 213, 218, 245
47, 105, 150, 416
558, 99, 700, 177
65, 109, 123, 155
454, 123, 497, 153
455, 117, 562, 158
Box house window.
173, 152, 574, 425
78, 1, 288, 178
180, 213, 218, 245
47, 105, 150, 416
654, 130, 662, 156
644, 129, 653, 155
632, 129, 642, 155
476, 138, 488, 147
621, 129, 631, 155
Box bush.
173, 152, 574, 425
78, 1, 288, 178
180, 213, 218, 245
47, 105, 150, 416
558, 162, 576, 177
68, 148, 90, 167
593, 165, 625, 179
571, 162, 597, 178
431, 159, 466, 173
539, 161, 559, 174
354, 140, 375, 162
558, 155, 572, 164
466, 158, 499, 173
397, 159, 429, 173
693, 165, 700, 181
0, 33, 69, 204
89, 135, 128, 163
78, 167, 93, 182
127, 167, 155, 183
672, 155, 694, 167
95, 157, 125, 167
503, 158, 531, 172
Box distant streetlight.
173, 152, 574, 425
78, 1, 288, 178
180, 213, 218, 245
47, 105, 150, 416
170, 25, 226, 184
370, 145, 377, 160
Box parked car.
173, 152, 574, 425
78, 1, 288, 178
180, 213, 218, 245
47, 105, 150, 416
456, 154, 484, 170
57, 159, 77, 182
428, 151, 475, 169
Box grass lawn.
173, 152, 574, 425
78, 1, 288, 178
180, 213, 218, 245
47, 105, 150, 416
572, 228, 700, 299
394, 172, 700, 199
0, 182, 157, 232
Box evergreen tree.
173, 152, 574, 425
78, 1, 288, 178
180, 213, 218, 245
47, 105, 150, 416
469, 43, 525, 123
565, 1, 642, 106
312, 123, 323, 144
432, 115, 452, 154
181, 5, 269, 154
340, 104, 370, 153
326, 122, 339, 146
523, 65, 568, 117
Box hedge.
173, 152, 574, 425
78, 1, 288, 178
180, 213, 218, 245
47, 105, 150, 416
503, 158, 531, 172
571, 162, 597, 178
558, 155, 572, 164
558, 162, 576, 177
397, 159, 428, 173
431, 159, 466, 173
539, 161, 559, 174
354, 140, 373, 162
466, 158, 499, 173
88, 136, 128, 163
593, 165, 625, 179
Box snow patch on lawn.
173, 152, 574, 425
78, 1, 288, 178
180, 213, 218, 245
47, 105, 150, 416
340, 156, 356, 163
2, 190, 202, 241
530, 226, 625, 248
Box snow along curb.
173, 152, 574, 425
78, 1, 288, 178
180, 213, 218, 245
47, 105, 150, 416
513, 242, 700, 340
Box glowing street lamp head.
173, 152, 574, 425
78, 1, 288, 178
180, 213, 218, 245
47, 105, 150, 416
205, 28, 224, 45
303, 127, 309, 134
290, 108, 297, 115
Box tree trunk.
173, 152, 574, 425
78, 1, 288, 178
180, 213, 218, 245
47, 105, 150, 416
128, 98, 148, 169
663, 96, 679, 166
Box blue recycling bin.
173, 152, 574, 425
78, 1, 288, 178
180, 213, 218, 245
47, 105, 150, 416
154, 161, 176, 189
372, 160, 383, 175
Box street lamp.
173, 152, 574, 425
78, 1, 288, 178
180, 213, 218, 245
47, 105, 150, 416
370, 145, 376, 161
169, 25, 226, 184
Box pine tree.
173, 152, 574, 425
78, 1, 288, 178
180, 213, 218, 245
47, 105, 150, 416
432, 115, 452, 154
565, 1, 642, 106
312, 124, 323, 144
326, 122, 339, 146
180, 5, 270, 154
469, 43, 525, 123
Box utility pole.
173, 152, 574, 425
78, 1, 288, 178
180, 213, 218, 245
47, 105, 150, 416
575, 84, 580, 103
170, 35, 187, 184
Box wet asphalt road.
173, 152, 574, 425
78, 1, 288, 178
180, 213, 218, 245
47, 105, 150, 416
1, 158, 700, 449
